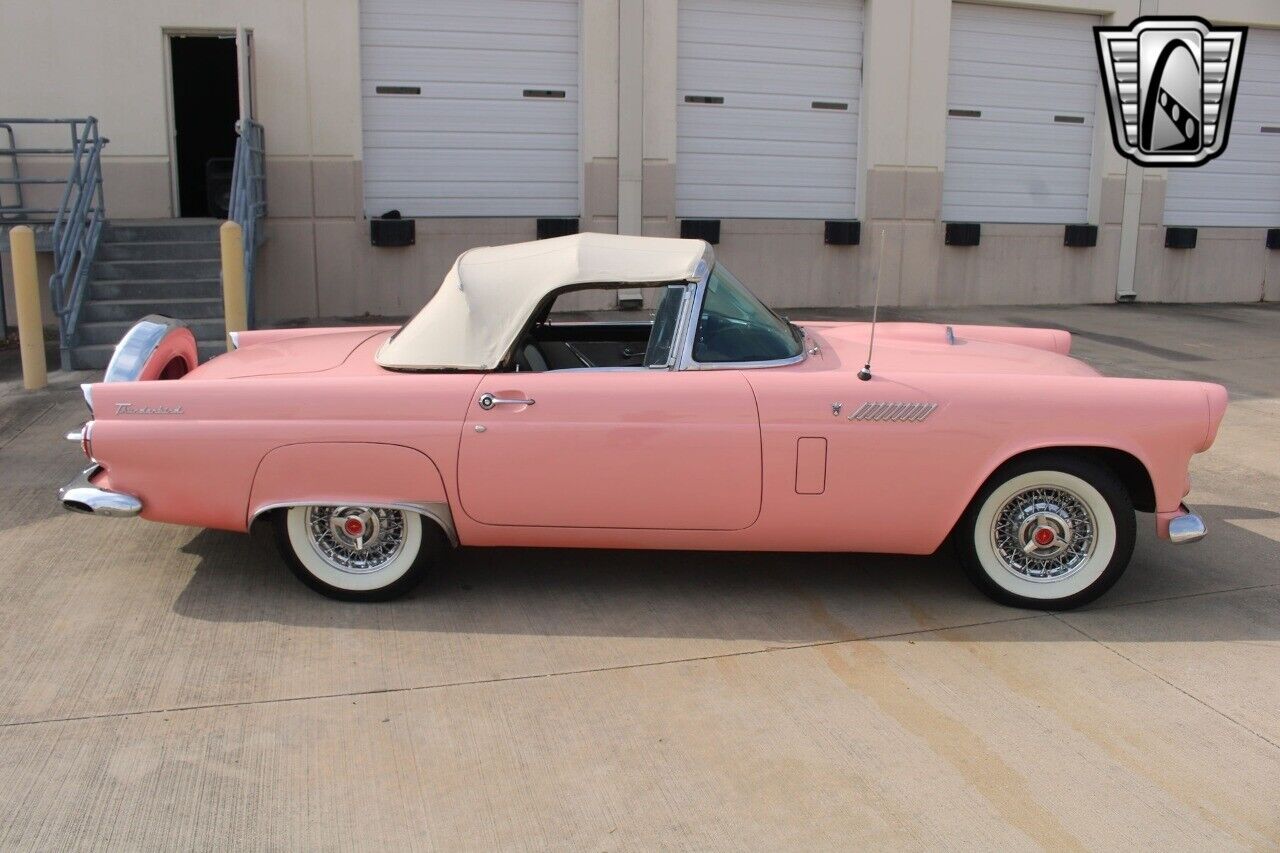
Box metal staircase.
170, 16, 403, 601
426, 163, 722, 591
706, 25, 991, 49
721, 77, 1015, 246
1, 116, 266, 371
74, 220, 227, 368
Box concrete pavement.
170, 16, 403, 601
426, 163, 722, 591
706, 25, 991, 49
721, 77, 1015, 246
0, 303, 1277, 849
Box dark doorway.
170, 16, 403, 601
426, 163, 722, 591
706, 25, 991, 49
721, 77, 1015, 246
169, 35, 239, 218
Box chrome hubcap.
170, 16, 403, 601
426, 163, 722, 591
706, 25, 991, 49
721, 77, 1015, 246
990, 486, 1096, 582
306, 506, 406, 574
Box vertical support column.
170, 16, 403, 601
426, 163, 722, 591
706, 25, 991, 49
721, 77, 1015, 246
10, 226, 47, 390
617, 0, 645, 305
220, 221, 248, 351
1116, 0, 1158, 302
1116, 161, 1143, 300
617, 0, 643, 236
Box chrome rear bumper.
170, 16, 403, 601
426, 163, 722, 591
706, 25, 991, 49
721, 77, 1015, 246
59, 465, 142, 518
1168, 504, 1207, 544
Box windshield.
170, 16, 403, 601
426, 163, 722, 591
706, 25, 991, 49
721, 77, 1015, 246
692, 264, 803, 364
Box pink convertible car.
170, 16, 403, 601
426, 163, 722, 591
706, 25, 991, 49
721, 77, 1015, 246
60, 233, 1226, 608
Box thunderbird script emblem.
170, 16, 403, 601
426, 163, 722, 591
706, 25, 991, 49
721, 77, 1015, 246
1095, 17, 1247, 166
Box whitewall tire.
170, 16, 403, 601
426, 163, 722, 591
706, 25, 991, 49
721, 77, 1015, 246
956, 454, 1136, 610
274, 505, 444, 601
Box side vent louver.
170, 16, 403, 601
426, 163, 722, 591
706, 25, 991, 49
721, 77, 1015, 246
848, 402, 938, 423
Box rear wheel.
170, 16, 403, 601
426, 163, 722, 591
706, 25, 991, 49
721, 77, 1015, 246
274, 505, 445, 601
955, 454, 1135, 610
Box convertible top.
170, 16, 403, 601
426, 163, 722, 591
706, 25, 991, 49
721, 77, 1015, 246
376, 232, 711, 370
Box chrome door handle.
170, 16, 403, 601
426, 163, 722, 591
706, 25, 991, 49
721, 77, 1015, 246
478, 392, 535, 410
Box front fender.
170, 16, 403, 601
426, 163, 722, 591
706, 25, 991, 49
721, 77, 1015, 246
246, 442, 455, 542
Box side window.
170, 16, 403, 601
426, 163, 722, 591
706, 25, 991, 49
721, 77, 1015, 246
692, 265, 803, 364
643, 285, 688, 367
517, 282, 689, 371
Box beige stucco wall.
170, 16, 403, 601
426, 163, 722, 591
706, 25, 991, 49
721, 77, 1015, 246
4, 0, 1280, 328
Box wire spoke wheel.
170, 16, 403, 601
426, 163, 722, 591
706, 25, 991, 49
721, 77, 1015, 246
957, 457, 1135, 610
277, 503, 440, 600
304, 506, 408, 574
989, 486, 1097, 582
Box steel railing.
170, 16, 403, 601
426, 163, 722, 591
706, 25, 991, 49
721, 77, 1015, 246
228, 119, 266, 328
0, 117, 108, 369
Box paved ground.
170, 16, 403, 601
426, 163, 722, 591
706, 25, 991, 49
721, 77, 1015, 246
0, 303, 1277, 850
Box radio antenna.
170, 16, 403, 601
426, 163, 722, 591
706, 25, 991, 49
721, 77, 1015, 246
858, 228, 887, 381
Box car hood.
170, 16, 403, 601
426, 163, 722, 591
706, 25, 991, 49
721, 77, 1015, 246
187, 329, 384, 379
806, 322, 1099, 377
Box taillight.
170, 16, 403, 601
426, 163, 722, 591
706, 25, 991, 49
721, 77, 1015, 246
69, 421, 95, 461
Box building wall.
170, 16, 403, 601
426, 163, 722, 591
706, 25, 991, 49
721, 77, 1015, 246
3, 0, 1279, 326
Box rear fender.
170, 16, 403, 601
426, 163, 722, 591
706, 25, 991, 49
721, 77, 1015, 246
103, 315, 198, 383
246, 442, 456, 544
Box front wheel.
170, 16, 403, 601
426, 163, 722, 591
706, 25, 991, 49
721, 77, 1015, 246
274, 505, 445, 601
955, 454, 1136, 610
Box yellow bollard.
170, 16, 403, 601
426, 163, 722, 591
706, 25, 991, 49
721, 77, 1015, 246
10, 225, 47, 390
219, 220, 247, 351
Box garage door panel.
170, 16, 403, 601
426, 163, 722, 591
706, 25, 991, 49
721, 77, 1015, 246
362, 49, 578, 84
363, 100, 578, 133
682, 198, 856, 219
366, 180, 578, 200
366, 0, 576, 24
677, 0, 863, 220
1165, 27, 1280, 226
681, 31, 859, 57
360, 0, 579, 218
944, 163, 1090, 189
363, 13, 575, 36
680, 106, 857, 136
945, 146, 1092, 170
684, 0, 857, 24
366, 189, 577, 217
680, 136, 856, 159
681, 182, 855, 202
361, 29, 577, 54
680, 156, 857, 188
364, 155, 578, 184
946, 78, 1096, 113
679, 60, 859, 97
947, 121, 1094, 155
942, 4, 1099, 224
364, 131, 577, 152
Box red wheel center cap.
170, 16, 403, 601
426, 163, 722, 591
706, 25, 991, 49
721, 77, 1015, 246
344, 517, 365, 537
1033, 527, 1055, 547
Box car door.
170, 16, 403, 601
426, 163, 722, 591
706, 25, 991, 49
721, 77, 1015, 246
457, 369, 761, 530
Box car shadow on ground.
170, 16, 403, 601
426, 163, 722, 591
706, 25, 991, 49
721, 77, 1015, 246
168, 503, 1280, 645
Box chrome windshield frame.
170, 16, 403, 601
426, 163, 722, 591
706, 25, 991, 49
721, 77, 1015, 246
674, 260, 808, 372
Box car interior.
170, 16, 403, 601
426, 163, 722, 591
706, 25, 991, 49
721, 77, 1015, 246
508, 283, 687, 371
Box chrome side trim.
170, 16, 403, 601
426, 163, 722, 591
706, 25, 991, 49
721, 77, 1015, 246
1168, 505, 1207, 544
58, 465, 142, 518
849, 401, 938, 422
251, 500, 459, 547
228, 331, 241, 350
103, 315, 190, 383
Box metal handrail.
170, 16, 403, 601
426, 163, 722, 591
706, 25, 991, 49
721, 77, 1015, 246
228, 119, 266, 328
0, 117, 108, 369
0, 124, 23, 219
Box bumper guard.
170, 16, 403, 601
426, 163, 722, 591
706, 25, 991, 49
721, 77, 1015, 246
59, 465, 142, 518
1168, 504, 1207, 544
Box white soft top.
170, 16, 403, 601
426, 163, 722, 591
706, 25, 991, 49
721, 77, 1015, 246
376, 232, 711, 370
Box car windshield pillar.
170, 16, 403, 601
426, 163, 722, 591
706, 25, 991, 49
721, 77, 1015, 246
678, 263, 806, 369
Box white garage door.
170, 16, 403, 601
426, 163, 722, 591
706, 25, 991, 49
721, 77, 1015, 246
942, 4, 1100, 223
1165, 28, 1280, 226
676, 0, 863, 219
360, 0, 579, 218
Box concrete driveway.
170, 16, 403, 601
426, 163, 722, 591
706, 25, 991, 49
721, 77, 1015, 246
0, 304, 1277, 849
